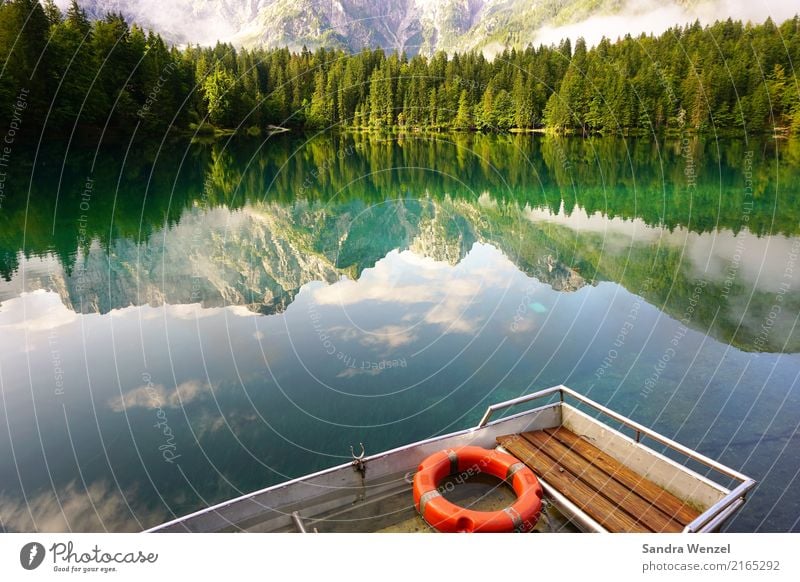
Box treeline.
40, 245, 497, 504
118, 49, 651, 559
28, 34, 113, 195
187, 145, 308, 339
4, 133, 799, 277
1, 0, 799, 137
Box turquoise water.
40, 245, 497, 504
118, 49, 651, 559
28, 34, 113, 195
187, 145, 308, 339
0, 133, 798, 532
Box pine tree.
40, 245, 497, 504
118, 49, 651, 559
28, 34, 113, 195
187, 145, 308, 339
42, 0, 62, 26
0, 8, 795, 137
308, 69, 331, 128
453, 90, 473, 130
203, 64, 235, 126
512, 73, 533, 129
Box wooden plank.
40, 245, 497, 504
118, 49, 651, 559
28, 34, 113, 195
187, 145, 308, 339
523, 431, 683, 532
497, 434, 649, 533
543, 427, 700, 526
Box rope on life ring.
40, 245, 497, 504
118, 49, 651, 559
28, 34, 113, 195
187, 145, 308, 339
413, 445, 544, 533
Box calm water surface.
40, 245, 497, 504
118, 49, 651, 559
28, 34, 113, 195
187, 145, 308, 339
1, 134, 799, 532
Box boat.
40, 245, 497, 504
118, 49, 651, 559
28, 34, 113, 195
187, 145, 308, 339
146, 385, 755, 533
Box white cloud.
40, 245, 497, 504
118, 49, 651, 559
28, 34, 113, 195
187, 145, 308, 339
0, 480, 166, 532
358, 324, 418, 349
524, 204, 662, 242
336, 366, 382, 378
108, 379, 209, 412
525, 203, 795, 293
54, 0, 240, 46
0, 290, 78, 332
309, 246, 517, 336
227, 305, 261, 318
508, 317, 537, 334
535, 0, 798, 48
311, 252, 440, 307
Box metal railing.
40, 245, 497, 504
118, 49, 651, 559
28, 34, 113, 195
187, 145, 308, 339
478, 384, 756, 533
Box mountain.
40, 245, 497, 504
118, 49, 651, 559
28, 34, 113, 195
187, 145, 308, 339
3, 195, 586, 316
54, 0, 796, 56
7, 189, 799, 353
57, 0, 573, 53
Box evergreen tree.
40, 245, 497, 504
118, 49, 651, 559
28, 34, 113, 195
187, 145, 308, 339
453, 90, 473, 130
0, 8, 796, 137
203, 64, 235, 126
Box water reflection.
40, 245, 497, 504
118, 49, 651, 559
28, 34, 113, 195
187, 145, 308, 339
3, 193, 798, 352
0, 134, 799, 533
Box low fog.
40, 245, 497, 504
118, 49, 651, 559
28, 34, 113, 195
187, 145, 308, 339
535, 0, 798, 48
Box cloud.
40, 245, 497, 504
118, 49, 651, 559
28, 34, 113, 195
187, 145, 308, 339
423, 301, 480, 333
336, 366, 382, 379
227, 305, 261, 318
524, 204, 662, 242
358, 325, 418, 349
54, 0, 240, 46
534, 0, 799, 48
0, 291, 78, 332
155, 303, 258, 320
0, 480, 167, 532
310, 249, 505, 335
191, 409, 260, 440
316, 279, 439, 305
312, 249, 494, 305
525, 203, 797, 294
508, 317, 537, 334
108, 379, 209, 412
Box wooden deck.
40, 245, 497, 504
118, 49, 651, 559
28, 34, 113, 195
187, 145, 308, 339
498, 427, 701, 533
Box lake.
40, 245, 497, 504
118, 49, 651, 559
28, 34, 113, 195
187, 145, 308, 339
0, 133, 798, 532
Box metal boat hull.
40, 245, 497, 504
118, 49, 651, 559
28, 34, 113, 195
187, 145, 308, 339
147, 386, 754, 533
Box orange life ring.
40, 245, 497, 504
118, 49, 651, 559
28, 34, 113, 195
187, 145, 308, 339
413, 445, 544, 532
